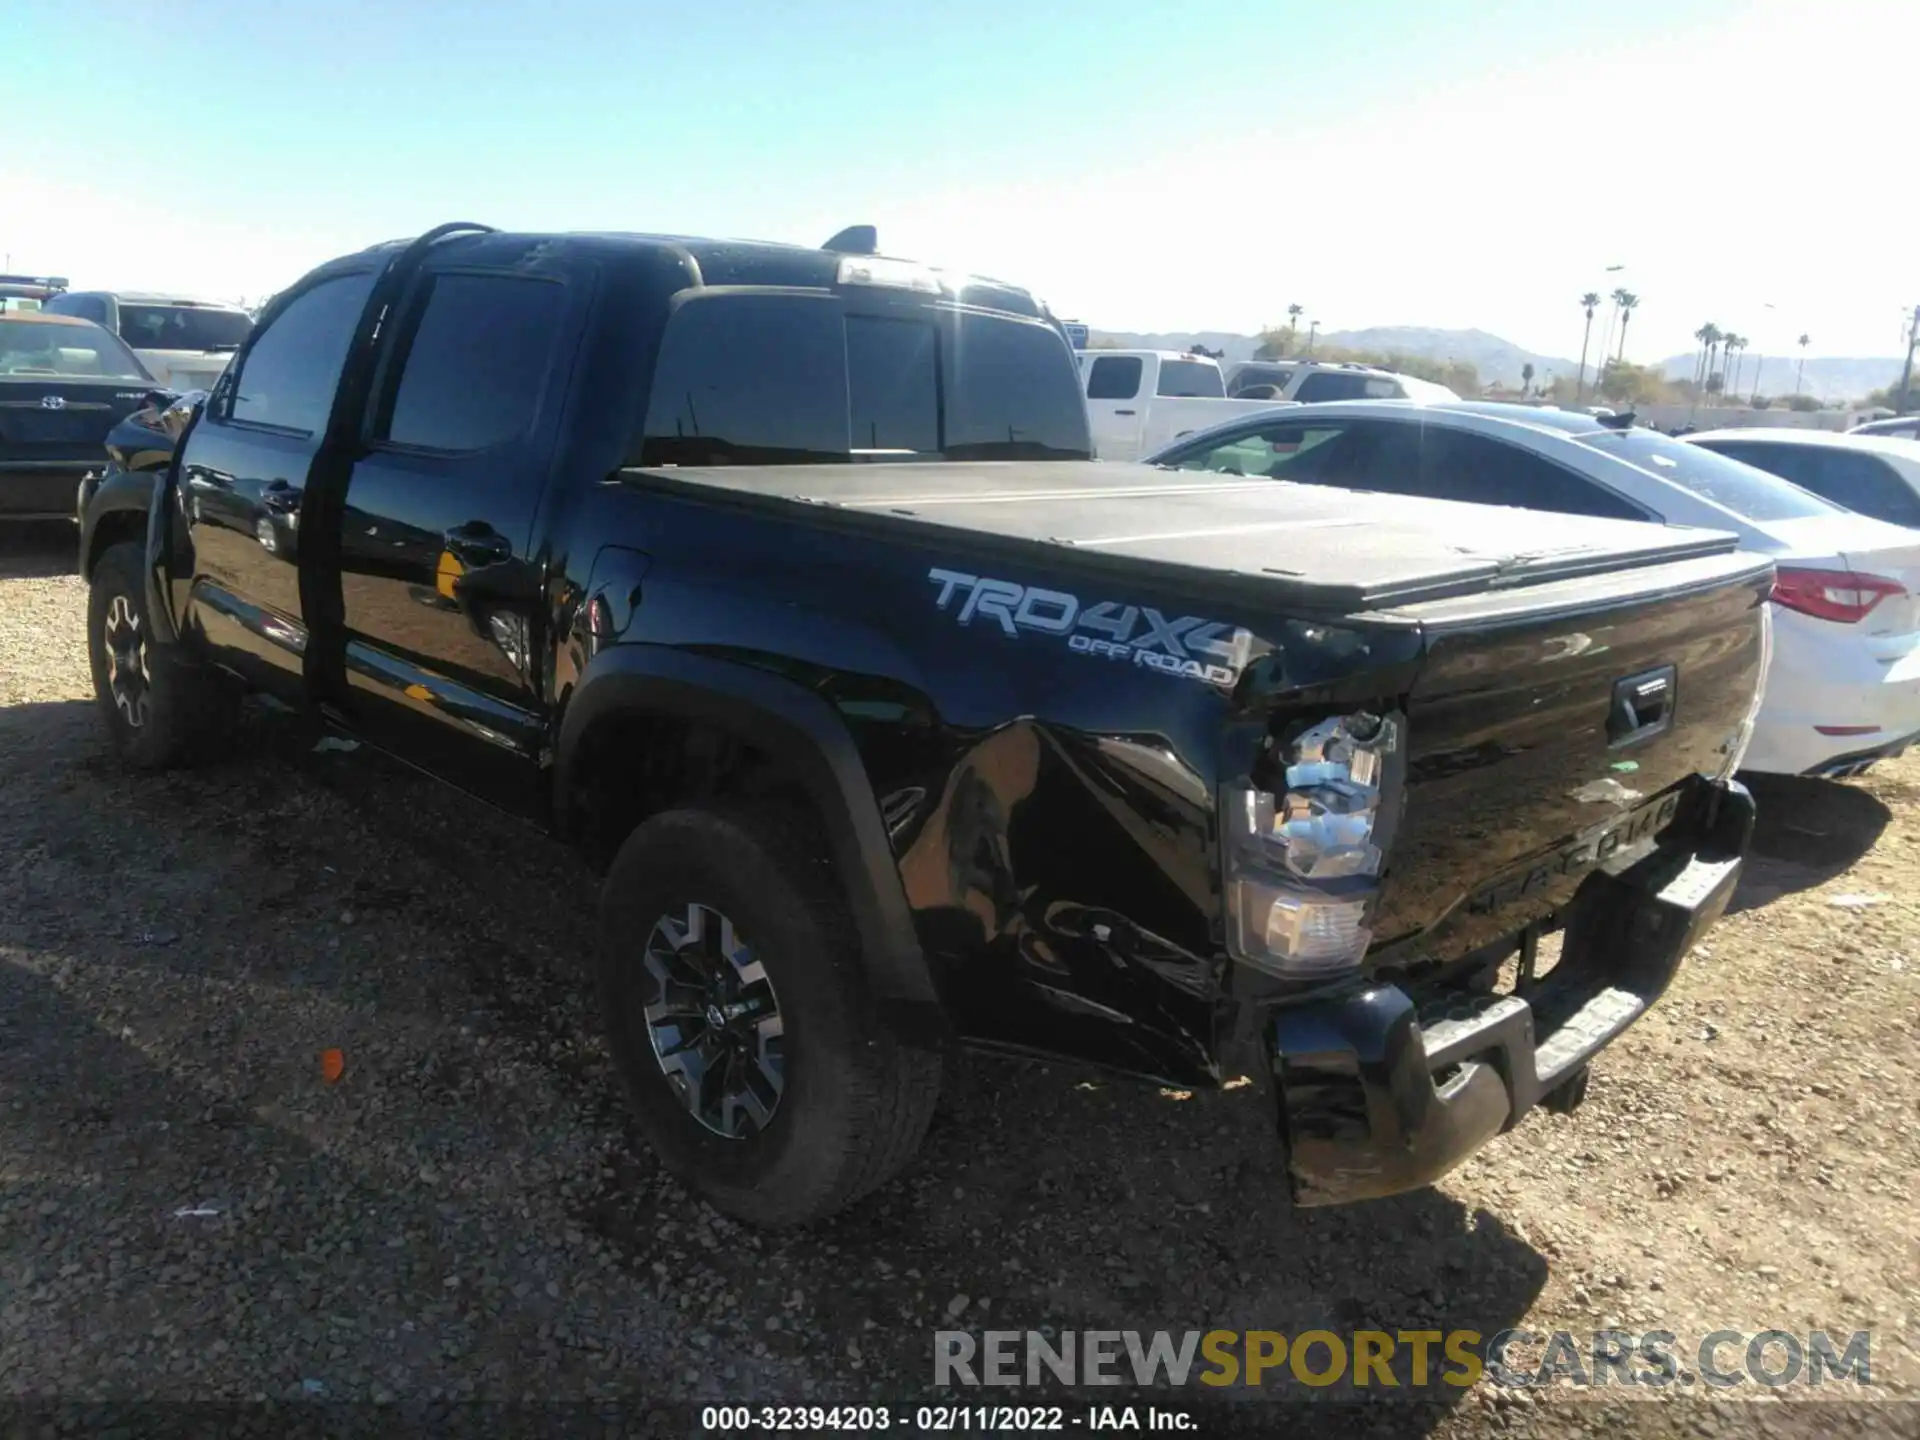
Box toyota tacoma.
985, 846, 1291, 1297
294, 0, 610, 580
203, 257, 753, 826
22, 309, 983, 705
78, 222, 1769, 1226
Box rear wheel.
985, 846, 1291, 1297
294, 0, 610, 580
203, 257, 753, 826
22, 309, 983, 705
597, 804, 941, 1226
86, 541, 234, 770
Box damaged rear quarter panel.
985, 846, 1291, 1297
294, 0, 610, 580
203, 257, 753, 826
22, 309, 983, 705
613, 486, 1423, 1085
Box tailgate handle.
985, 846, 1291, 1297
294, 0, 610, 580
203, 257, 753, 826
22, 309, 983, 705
1608, 665, 1677, 747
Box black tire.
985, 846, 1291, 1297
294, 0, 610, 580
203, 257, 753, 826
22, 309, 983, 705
597, 804, 941, 1226
86, 540, 234, 770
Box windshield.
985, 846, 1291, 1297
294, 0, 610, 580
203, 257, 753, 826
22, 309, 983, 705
0, 318, 150, 379
638, 294, 1090, 465
117, 304, 253, 352
1573, 429, 1839, 522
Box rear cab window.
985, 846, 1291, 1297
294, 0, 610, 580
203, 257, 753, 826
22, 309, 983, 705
638, 290, 1091, 465
1573, 430, 1838, 522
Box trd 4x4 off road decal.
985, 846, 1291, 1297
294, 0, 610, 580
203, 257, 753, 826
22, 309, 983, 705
926, 568, 1252, 686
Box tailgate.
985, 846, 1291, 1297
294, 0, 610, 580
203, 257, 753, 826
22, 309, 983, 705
1367, 550, 1772, 961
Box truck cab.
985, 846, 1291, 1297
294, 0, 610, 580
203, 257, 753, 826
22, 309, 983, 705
1078, 348, 1296, 460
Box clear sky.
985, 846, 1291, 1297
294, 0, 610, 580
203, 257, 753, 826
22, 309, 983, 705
3, 0, 1913, 364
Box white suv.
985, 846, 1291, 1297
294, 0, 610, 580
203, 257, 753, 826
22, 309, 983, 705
43, 289, 252, 392
1222, 359, 1458, 404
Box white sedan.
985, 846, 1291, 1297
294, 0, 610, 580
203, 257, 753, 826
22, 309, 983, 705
1147, 400, 1920, 778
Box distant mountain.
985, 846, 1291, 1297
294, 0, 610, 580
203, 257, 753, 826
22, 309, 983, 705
1089, 324, 1909, 400
1653, 353, 1906, 403
1089, 326, 1576, 388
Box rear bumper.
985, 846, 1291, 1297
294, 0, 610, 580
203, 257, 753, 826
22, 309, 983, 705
1269, 778, 1753, 1206
0, 459, 92, 520
1747, 633, 1920, 775
1797, 728, 1919, 779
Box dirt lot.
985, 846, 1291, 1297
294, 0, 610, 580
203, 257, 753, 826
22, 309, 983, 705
2, 522, 1915, 1437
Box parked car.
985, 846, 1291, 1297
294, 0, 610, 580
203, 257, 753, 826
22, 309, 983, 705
0, 312, 157, 521
1078, 349, 1295, 459
1848, 415, 1920, 441
42, 289, 252, 392
1222, 358, 1460, 405
1, 272, 69, 314
1683, 429, 1920, 531
1148, 400, 1920, 779
82, 224, 1764, 1227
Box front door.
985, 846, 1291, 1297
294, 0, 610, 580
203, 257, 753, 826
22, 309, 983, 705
328, 262, 583, 814
1081, 353, 1146, 460
175, 269, 377, 703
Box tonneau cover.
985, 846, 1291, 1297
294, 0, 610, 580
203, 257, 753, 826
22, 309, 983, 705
622, 460, 1743, 612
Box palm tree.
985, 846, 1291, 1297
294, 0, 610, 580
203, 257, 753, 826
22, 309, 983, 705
1614, 292, 1640, 363
1599, 286, 1630, 372
1796, 332, 1811, 395
1521, 362, 1536, 397
1287, 302, 1304, 343
1725, 335, 1746, 397
1577, 292, 1601, 400
1693, 323, 1721, 388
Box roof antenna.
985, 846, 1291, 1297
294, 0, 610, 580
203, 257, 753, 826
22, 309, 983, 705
822, 225, 878, 255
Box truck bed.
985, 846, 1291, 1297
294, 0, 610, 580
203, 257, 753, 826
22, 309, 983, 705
622, 460, 1744, 613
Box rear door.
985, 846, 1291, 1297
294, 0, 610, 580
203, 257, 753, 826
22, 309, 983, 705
328, 259, 585, 813
1082, 353, 1146, 460
176, 269, 376, 701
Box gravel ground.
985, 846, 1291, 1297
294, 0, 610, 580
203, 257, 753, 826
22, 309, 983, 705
2, 522, 1916, 1438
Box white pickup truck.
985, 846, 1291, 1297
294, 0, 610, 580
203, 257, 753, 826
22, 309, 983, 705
1077, 350, 1295, 461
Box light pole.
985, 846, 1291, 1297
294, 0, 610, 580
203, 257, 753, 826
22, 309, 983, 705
1306, 319, 1320, 357
1897, 304, 1920, 415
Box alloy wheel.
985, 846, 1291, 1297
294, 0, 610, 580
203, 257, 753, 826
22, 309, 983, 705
639, 902, 786, 1138
103, 593, 151, 729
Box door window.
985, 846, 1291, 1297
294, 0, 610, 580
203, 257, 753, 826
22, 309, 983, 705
1418, 428, 1648, 519
374, 273, 565, 452
1699, 442, 1920, 528
227, 272, 376, 435
1170, 423, 1349, 477
1085, 355, 1143, 401
1155, 360, 1225, 398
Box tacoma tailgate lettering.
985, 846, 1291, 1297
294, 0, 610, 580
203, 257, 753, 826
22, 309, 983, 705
927, 567, 1250, 686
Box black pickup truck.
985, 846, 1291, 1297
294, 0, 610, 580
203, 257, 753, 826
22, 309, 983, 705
79, 223, 1769, 1227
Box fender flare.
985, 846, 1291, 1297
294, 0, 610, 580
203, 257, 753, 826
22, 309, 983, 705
78, 467, 159, 578
77, 467, 185, 647
554, 644, 945, 1033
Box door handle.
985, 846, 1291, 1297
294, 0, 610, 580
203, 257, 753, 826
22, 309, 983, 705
1114, 409, 1137, 416
442, 521, 512, 568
